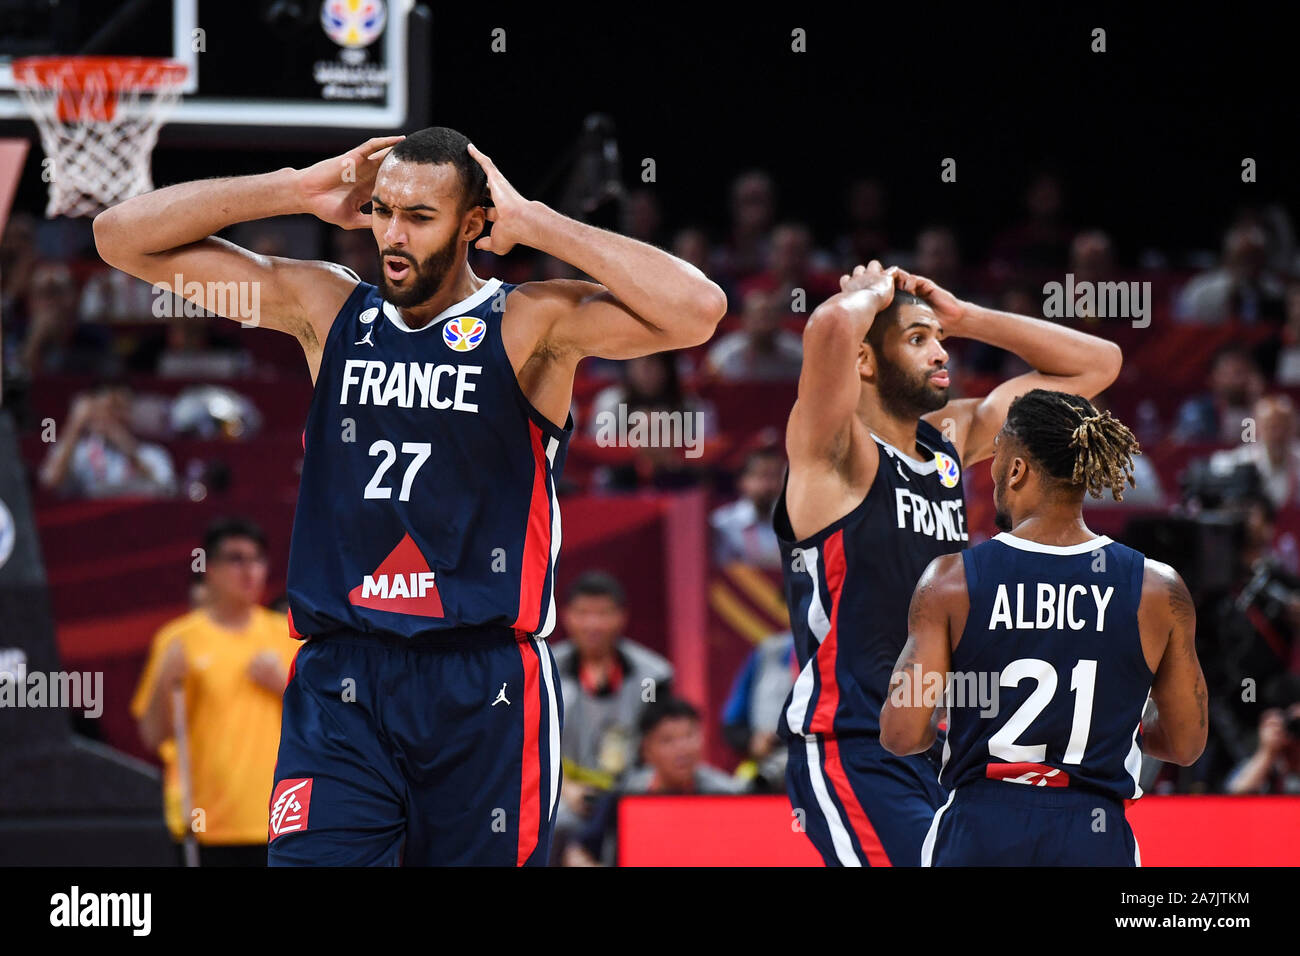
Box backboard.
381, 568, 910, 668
0, 0, 430, 144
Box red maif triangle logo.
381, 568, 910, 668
348, 533, 445, 617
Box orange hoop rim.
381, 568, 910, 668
12, 56, 188, 92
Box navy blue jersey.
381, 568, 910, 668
285, 279, 573, 641
939, 533, 1153, 801
774, 420, 967, 740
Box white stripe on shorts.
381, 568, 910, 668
920, 788, 958, 867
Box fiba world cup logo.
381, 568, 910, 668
321, 0, 387, 49
443, 317, 487, 353
935, 451, 961, 488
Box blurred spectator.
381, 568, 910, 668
1172, 345, 1265, 443
721, 631, 795, 791
19, 262, 115, 377
990, 171, 1072, 272
1196, 495, 1300, 789
40, 383, 176, 498
1208, 395, 1300, 509
737, 222, 840, 307
1, 212, 39, 318
914, 226, 966, 296
1080, 395, 1165, 507
1176, 221, 1287, 324
711, 170, 775, 283
156, 318, 250, 379
587, 352, 717, 489
621, 188, 666, 246
550, 572, 673, 853
170, 384, 264, 439
705, 288, 802, 383
967, 283, 1039, 375
672, 226, 711, 274
710, 442, 786, 568
79, 266, 157, 323
1069, 230, 1116, 286
1225, 677, 1300, 794
1271, 283, 1300, 386
834, 177, 891, 271
130, 517, 297, 865
566, 698, 746, 865
625, 697, 744, 794
672, 226, 731, 306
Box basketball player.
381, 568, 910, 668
94, 128, 727, 865
881, 390, 1207, 865
775, 261, 1121, 866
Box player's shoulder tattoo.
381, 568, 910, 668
1147, 559, 1194, 629
1164, 569, 1195, 628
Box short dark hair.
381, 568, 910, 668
566, 570, 626, 607
389, 126, 487, 212
202, 516, 267, 561
865, 289, 927, 353
1003, 389, 1141, 501
638, 697, 701, 736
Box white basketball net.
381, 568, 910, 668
14, 59, 186, 218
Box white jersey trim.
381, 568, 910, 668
993, 531, 1113, 555
785, 545, 828, 735
870, 432, 939, 474
538, 436, 563, 639
382, 277, 503, 333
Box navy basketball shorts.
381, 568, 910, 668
922, 778, 1140, 866
268, 625, 562, 866
786, 734, 947, 866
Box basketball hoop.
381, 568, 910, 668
13, 56, 187, 218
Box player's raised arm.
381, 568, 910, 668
1137, 560, 1208, 766
897, 269, 1123, 465
881, 551, 968, 756
92, 136, 402, 364
785, 263, 898, 472
464, 143, 727, 359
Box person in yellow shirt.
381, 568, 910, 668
132, 517, 299, 866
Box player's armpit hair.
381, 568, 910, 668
298, 321, 319, 350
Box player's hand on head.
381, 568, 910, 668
894, 267, 965, 327
468, 142, 540, 256
838, 260, 896, 308
296, 135, 405, 231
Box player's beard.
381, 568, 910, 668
876, 355, 949, 420
379, 235, 461, 307
993, 472, 1013, 531
994, 501, 1013, 532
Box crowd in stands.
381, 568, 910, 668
6, 167, 1300, 864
